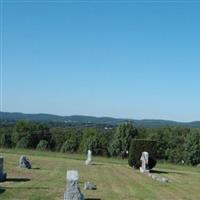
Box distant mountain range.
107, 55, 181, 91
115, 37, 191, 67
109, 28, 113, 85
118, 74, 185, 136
0, 111, 200, 128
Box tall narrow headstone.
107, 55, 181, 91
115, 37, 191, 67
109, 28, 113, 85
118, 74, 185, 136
0, 156, 7, 182
140, 151, 149, 173
85, 150, 92, 165
64, 170, 84, 200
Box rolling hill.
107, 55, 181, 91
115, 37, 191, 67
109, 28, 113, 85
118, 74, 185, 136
0, 111, 200, 128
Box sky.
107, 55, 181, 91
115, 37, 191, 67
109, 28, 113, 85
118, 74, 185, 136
1, 1, 200, 121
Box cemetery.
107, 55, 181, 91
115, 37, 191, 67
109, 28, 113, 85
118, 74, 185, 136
0, 148, 200, 200
1, 1, 200, 199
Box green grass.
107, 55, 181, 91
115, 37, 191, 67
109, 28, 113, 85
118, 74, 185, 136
0, 148, 200, 200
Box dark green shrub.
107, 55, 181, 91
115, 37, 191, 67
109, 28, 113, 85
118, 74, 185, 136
36, 140, 48, 151
128, 139, 157, 169
148, 156, 157, 169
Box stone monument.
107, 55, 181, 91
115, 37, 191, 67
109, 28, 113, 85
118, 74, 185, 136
0, 156, 7, 182
85, 150, 92, 165
64, 170, 84, 200
19, 155, 31, 169
140, 151, 149, 173
84, 181, 96, 190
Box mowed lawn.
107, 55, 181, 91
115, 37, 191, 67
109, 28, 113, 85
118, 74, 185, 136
0, 149, 200, 200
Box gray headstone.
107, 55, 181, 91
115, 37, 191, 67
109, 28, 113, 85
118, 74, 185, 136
64, 170, 84, 200
84, 181, 96, 190
140, 151, 149, 173
0, 156, 7, 182
19, 155, 31, 169
85, 150, 92, 165
149, 173, 170, 183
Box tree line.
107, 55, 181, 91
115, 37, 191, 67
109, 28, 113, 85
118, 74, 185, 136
0, 120, 200, 165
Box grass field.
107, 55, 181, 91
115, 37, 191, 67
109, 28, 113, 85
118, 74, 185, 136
0, 148, 200, 200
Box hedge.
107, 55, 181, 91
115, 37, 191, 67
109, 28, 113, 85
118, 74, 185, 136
128, 139, 157, 169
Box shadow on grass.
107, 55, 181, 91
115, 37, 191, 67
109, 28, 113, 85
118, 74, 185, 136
91, 163, 103, 166
6, 178, 30, 182
151, 169, 187, 175
31, 167, 41, 170
0, 188, 5, 194
150, 170, 168, 174
2, 186, 49, 190
85, 199, 101, 200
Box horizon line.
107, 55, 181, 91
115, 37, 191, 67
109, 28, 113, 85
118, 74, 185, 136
1, 110, 200, 123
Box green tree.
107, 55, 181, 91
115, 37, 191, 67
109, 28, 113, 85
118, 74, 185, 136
0, 133, 12, 148
148, 128, 171, 160
80, 128, 109, 155
16, 136, 30, 149
165, 127, 187, 164
184, 129, 200, 165
109, 122, 138, 158
37, 140, 48, 151
61, 131, 81, 153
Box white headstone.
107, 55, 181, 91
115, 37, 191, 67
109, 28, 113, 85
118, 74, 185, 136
140, 151, 149, 173
64, 170, 84, 200
67, 170, 79, 181
85, 150, 92, 165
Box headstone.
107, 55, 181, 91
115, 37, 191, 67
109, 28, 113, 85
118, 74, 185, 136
149, 173, 170, 183
140, 151, 149, 173
84, 181, 96, 190
64, 170, 84, 200
85, 150, 92, 165
19, 155, 31, 169
0, 156, 7, 182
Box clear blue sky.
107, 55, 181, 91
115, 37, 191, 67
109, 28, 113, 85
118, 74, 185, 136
1, 1, 200, 121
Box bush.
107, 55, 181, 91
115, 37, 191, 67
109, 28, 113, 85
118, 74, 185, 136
36, 140, 48, 151
128, 139, 157, 169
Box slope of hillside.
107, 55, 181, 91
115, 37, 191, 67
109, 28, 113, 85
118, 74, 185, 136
0, 148, 200, 200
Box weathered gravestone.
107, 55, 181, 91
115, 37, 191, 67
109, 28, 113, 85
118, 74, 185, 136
64, 170, 84, 200
149, 173, 169, 183
140, 151, 149, 173
0, 156, 7, 182
84, 181, 96, 190
139, 152, 170, 183
85, 150, 92, 165
19, 155, 31, 169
